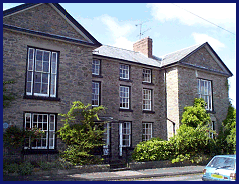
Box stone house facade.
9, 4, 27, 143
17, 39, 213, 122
3, 3, 232, 161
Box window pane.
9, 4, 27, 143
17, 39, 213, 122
43, 51, 50, 62
28, 59, 34, 71
35, 72, 41, 83
36, 50, 43, 60
42, 83, 48, 94
34, 83, 41, 93
43, 61, 49, 73
26, 82, 32, 93
42, 73, 49, 83
50, 74, 56, 97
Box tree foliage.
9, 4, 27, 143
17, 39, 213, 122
217, 104, 236, 154
132, 98, 215, 164
57, 101, 106, 165
181, 98, 211, 127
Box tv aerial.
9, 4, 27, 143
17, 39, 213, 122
135, 20, 151, 39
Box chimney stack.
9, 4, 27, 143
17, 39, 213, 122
133, 37, 153, 58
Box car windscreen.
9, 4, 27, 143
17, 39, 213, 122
207, 157, 236, 170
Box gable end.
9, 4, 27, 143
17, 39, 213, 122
3, 3, 101, 47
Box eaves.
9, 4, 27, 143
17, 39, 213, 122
3, 24, 99, 48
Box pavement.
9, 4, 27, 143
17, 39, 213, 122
3, 165, 204, 181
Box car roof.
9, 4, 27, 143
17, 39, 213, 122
214, 155, 236, 159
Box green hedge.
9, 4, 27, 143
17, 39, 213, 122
132, 138, 174, 162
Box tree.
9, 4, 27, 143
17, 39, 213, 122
57, 101, 106, 165
217, 104, 236, 154
170, 98, 215, 163
181, 98, 211, 128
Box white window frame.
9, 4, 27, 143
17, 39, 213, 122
92, 81, 100, 107
143, 89, 152, 111
119, 122, 131, 156
143, 68, 152, 83
92, 59, 100, 75
26, 48, 58, 98
120, 64, 129, 80
120, 86, 130, 109
103, 123, 110, 155
210, 121, 215, 139
24, 113, 56, 150
142, 122, 153, 142
197, 79, 212, 111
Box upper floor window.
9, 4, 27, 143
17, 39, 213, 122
197, 78, 212, 111
92, 59, 100, 75
26, 47, 58, 98
92, 81, 100, 107
120, 64, 129, 80
143, 89, 152, 111
120, 86, 130, 109
24, 112, 56, 150
143, 69, 152, 83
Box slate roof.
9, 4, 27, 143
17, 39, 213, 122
94, 43, 233, 77
94, 45, 162, 67
93, 43, 203, 68
160, 43, 203, 67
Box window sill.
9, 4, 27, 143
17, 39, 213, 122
142, 110, 155, 114
119, 78, 133, 82
23, 95, 61, 101
92, 74, 103, 78
142, 82, 154, 85
119, 108, 133, 112
206, 110, 216, 114
23, 149, 58, 154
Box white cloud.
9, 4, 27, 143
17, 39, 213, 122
192, 33, 225, 51
147, 3, 236, 32
113, 37, 134, 50
77, 14, 136, 50
100, 15, 135, 39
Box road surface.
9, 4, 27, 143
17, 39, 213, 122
120, 173, 203, 181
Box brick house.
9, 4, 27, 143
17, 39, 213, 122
3, 3, 233, 162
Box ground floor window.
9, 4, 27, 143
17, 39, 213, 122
24, 112, 56, 149
119, 122, 131, 156
142, 122, 153, 141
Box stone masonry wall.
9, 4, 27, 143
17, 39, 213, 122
3, 29, 93, 150
3, 3, 87, 42
178, 66, 230, 132
165, 67, 179, 139
93, 56, 167, 158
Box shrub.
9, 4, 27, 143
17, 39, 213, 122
5, 163, 19, 173
57, 101, 106, 165
18, 162, 34, 176
132, 138, 174, 162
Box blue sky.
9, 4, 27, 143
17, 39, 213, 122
3, 3, 236, 108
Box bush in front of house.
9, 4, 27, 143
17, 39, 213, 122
132, 138, 174, 162
57, 101, 106, 166
132, 98, 216, 164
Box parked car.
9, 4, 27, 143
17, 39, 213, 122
202, 155, 236, 181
